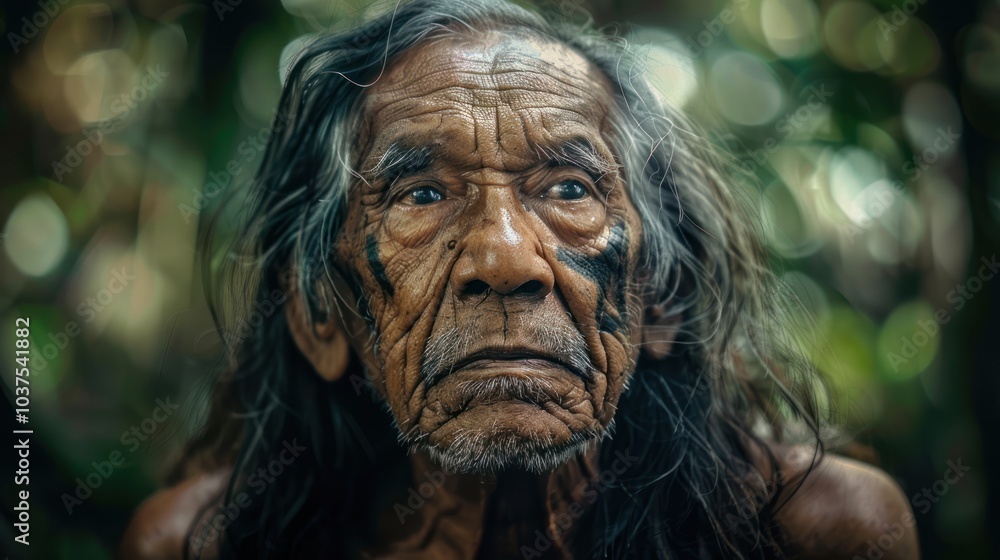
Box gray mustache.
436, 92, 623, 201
421, 320, 594, 387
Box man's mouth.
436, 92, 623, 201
425, 346, 589, 388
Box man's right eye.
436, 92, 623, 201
404, 186, 444, 206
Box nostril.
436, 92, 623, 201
462, 279, 491, 296
511, 280, 545, 297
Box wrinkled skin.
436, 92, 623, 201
333, 29, 645, 474
119, 26, 920, 560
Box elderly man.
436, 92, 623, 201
121, 0, 918, 558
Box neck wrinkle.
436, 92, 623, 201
369, 448, 602, 560
542, 447, 602, 559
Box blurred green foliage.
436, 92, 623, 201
1, 0, 997, 557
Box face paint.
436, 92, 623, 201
365, 234, 394, 297
556, 222, 630, 334
334, 30, 645, 474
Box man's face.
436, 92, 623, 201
334, 30, 645, 473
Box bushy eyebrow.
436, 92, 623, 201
364, 142, 435, 185
536, 138, 618, 182
363, 137, 617, 185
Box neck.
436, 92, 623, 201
477, 468, 552, 560
373, 449, 601, 560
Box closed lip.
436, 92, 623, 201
433, 346, 586, 385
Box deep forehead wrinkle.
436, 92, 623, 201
357, 29, 616, 172
370, 47, 605, 98
361, 27, 612, 124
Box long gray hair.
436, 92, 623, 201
180, 1, 831, 558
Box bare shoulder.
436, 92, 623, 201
774, 445, 919, 560
118, 470, 229, 560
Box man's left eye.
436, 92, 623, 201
543, 180, 589, 200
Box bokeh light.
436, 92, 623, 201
1, 0, 993, 557
709, 51, 785, 125
761, 0, 821, 59
3, 192, 70, 277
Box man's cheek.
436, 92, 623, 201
357, 242, 456, 422
358, 235, 432, 329
364, 234, 395, 297
553, 267, 611, 372
552, 224, 633, 338
359, 308, 434, 429
379, 329, 424, 427
550, 227, 641, 418
561, 223, 630, 315
599, 332, 637, 417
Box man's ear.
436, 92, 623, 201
641, 302, 681, 361
286, 292, 351, 382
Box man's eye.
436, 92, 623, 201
405, 186, 444, 205
544, 180, 589, 200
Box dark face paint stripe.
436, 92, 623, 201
605, 224, 630, 321
365, 234, 394, 297
556, 222, 630, 334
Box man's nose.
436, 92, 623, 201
450, 189, 554, 300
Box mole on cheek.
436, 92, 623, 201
556, 222, 630, 333
365, 234, 394, 297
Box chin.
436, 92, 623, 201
416, 402, 604, 474
422, 435, 596, 475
